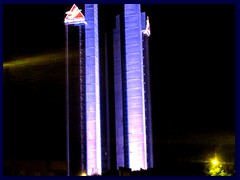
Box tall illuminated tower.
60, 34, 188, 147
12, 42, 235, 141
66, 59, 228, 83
65, 3, 152, 175
85, 4, 102, 175
65, 4, 101, 176
113, 4, 153, 170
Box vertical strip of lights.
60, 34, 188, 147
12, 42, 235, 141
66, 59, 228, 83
113, 15, 125, 168
79, 24, 86, 173
85, 4, 102, 175
124, 4, 147, 170
65, 24, 70, 176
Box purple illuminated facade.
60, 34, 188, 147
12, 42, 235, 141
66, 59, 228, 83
85, 4, 102, 175
113, 4, 153, 170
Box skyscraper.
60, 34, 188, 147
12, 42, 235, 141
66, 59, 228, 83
65, 4, 102, 175
113, 4, 153, 171
65, 4, 153, 175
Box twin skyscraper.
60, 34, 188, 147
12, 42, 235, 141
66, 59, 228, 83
65, 4, 153, 175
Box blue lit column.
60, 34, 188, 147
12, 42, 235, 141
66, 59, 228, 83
85, 4, 101, 175
113, 15, 125, 168
124, 4, 147, 170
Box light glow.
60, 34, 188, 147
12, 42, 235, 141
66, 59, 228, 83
212, 159, 219, 165
80, 172, 87, 176
3, 53, 65, 69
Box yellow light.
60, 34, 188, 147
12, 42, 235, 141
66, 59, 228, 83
3, 52, 79, 69
80, 172, 87, 176
211, 158, 219, 166
3, 53, 65, 69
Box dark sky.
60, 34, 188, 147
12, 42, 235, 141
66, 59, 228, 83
3, 4, 235, 171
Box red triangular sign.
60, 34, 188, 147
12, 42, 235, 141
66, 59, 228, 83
65, 4, 84, 20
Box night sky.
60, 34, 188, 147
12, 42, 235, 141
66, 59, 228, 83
3, 4, 235, 173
